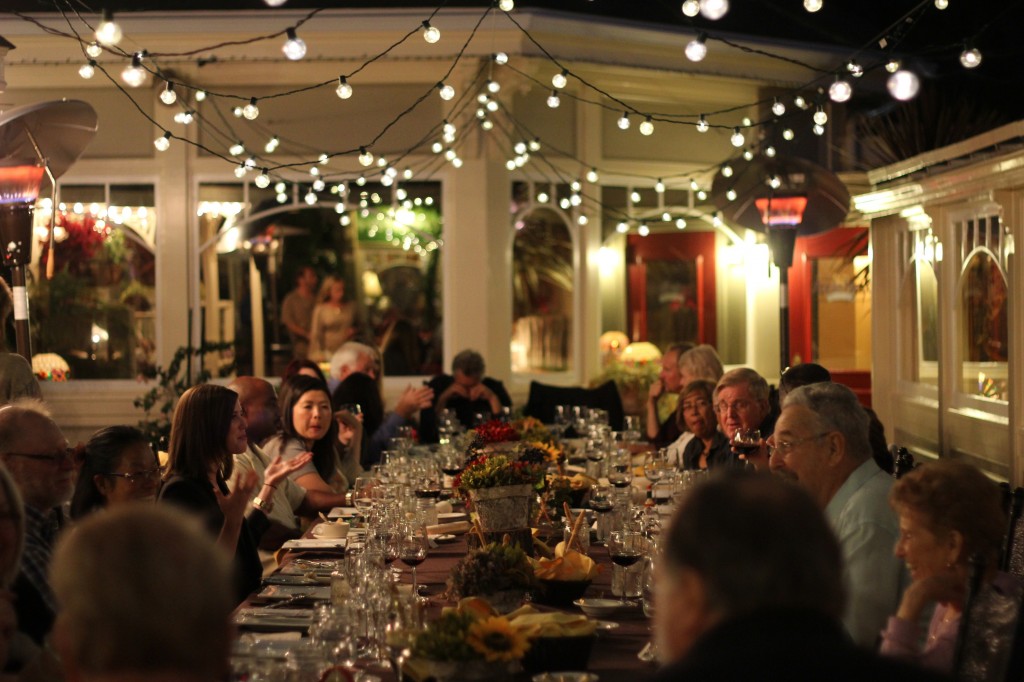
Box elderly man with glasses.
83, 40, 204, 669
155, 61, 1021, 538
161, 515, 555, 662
768, 382, 906, 648
0, 400, 76, 644
712, 367, 778, 469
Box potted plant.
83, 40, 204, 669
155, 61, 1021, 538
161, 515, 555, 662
447, 542, 536, 613
455, 453, 545, 533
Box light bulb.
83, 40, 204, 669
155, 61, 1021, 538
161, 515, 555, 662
662, 211, 671, 221
726, 189, 737, 201
243, 98, 260, 120
617, 112, 630, 130
538, 192, 550, 204
794, 95, 808, 109
356, 176, 366, 186
768, 175, 782, 189
655, 179, 665, 193
506, 160, 517, 170
313, 179, 326, 191
276, 193, 287, 203
689, 178, 699, 191
319, 153, 329, 165
255, 171, 270, 188
121, 53, 147, 88
529, 138, 541, 151
336, 76, 353, 99
697, 115, 709, 133
681, 0, 700, 17
494, 52, 509, 65
78, 62, 96, 79
431, 141, 443, 154
782, 128, 795, 141
638, 223, 650, 237
771, 98, 786, 117
885, 59, 901, 73
422, 21, 441, 44
578, 215, 589, 225
264, 0, 288, 5
358, 148, 374, 166
586, 168, 599, 183
265, 136, 279, 153
552, 70, 568, 89
305, 191, 317, 205
160, 82, 177, 105
234, 164, 247, 178
616, 222, 629, 234
813, 123, 825, 136
697, 190, 708, 200
244, 157, 256, 171
547, 91, 561, 108
730, 127, 745, 147
804, 0, 823, 12
445, 148, 457, 161
282, 28, 306, 60
685, 35, 708, 62
847, 61, 864, 77
813, 107, 828, 125
639, 117, 654, 135
438, 82, 455, 100
195, 90, 207, 102
487, 79, 500, 93
443, 120, 456, 136
403, 168, 413, 180
229, 141, 245, 156
721, 165, 733, 177
829, 78, 852, 103
486, 100, 499, 112
153, 132, 171, 151
700, 0, 729, 20
934, 0, 948, 8
887, 69, 920, 101
571, 180, 581, 192
630, 191, 641, 203
765, 145, 777, 158
960, 47, 982, 69
86, 41, 103, 58
95, 11, 122, 46
499, 0, 514, 10
676, 218, 687, 229
743, 149, 754, 161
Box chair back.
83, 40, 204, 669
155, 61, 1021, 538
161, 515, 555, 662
953, 554, 1024, 682
1000, 488, 1024, 577
890, 445, 916, 478
522, 380, 625, 431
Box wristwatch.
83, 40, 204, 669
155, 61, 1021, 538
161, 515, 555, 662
252, 494, 273, 514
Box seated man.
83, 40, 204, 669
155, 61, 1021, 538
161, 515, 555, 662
0, 400, 74, 644
651, 472, 945, 682
713, 367, 778, 469
420, 349, 511, 443
329, 342, 432, 467
645, 343, 691, 449
769, 382, 907, 647
50, 505, 234, 682
228, 377, 352, 571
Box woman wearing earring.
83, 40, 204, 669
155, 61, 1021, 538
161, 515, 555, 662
880, 460, 1016, 673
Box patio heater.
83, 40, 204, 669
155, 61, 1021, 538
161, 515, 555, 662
710, 155, 850, 372
0, 100, 98, 362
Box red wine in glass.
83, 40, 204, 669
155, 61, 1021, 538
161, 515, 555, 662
611, 551, 644, 567
399, 554, 426, 568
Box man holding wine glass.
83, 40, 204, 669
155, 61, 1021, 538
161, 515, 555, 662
712, 368, 777, 470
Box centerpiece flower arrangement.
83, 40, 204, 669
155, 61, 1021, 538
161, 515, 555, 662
454, 450, 546, 535
409, 606, 531, 680
447, 542, 536, 612
453, 453, 546, 494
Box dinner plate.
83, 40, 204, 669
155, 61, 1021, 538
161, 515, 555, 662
256, 584, 332, 601
281, 538, 348, 551
431, 533, 457, 543
593, 620, 620, 631
327, 507, 359, 519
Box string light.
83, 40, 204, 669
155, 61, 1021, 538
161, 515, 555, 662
700, 0, 730, 20
153, 131, 171, 151
121, 53, 147, 88
586, 168, 599, 183
547, 90, 561, 108
313, 179, 326, 191
499, 0, 515, 10
743, 149, 754, 161
431, 141, 443, 154
721, 164, 733, 177
571, 180, 581, 192
319, 153, 329, 165
438, 82, 455, 100
885, 59, 901, 73
676, 218, 687, 229
616, 221, 629, 234
616, 112, 631, 130
173, 110, 194, 125
697, 115, 709, 133
513, 141, 527, 154
639, 117, 655, 135
195, 90, 207, 102
662, 212, 671, 221
336, 76, 353, 99
697, 190, 707, 200
264, 0, 288, 6
486, 100, 499, 112
494, 51, 509, 65
552, 70, 568, 89
655, 178, 665, 193
265, 136, 280, 152
959, 45, 982, 69
444, 148, 457, 161
782, 128, 795, 140
422, 21, 441, 44
638, 223, 650, 237
282, 28, 307, 60
358, 147, 374, 166
828, 77, 852, 103
887, 69, 920, 101
794, 95, 809, 110
578, 215, 588, 225
813, 123, 826, 135
529, 138, 541, 152
847, 60, 864, 77
726, 189, 737, 201
255, 170, 270, 188
85, 42, 103, 58
934, 0, 948, 8
305, 190, 317, 205
229, 141, 245, 156
730, 127, 745, 147
159, 82, 177, 105
689, 178, 699, 191
813, 106, 828, 125
242, 97, 260, 120
768, 175, 782, 189
804, 0, 823, 12
95, 10, 123, 46
487, 79, 501, 94
244, 157, 257, 171
771, 98, 786, 116
234, 164, 247, 178
685, 33, 708, 62
681, 0, 700, 18
78, 61, 96, 79
765, 145, 777, 158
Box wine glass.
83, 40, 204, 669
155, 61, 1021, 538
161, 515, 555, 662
644, 449, 670, 484
608, 529, 645, 569
551, 405, 570, 440
622, 415, 642, 444
398, 522, 428, 597
608, 449, 633, 488
731, 428, 761, 466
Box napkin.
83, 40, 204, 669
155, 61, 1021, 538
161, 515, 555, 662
506, 605, 597, 637
425, 520, 471, 535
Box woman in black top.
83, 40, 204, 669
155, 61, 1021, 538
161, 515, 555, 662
679, 380, 734, 471
158, 384, 308, 604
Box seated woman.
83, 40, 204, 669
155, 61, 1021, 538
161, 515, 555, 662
263, 374, 362, 495
677, 380, 733, 471
282, 358, 328, 386
158, 384, 309, 603
70, 426, 161, 519
880, 459, 1014, 673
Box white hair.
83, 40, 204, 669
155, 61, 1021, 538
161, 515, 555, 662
329, 341, 376, 380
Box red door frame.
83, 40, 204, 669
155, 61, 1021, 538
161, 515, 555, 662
626, 232, 717, 347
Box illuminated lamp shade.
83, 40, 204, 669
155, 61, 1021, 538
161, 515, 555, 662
31, 352, 70, 382
362, 270, 383, 297
599, 330, 630, 365
620, 341, 662, 366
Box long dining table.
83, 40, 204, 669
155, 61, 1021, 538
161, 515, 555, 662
240, 519, 661, 682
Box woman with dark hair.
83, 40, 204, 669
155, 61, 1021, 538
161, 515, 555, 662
263, 374, 361, 494
676, 380, 733, 470
70, 426, 160, 519
282, 358, 328, 386
158, 384, 309, 603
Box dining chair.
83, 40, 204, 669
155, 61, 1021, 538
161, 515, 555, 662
952, 554, 1024, 682
999, 487, 1024, 578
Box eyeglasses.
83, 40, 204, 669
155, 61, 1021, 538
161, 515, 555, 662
715, 399, 753, 415
104, 466, 163, 485
768, 432, 830, 456
681, 399, 712, 412
3, 448, 77, 465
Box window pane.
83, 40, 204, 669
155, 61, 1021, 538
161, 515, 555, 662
28, 186, 157, 379
960, 251, 1008, 400
811, 255, 871, 370
901, 259, 938, 385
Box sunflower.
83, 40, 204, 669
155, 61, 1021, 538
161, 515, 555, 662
466, 616, 531, 662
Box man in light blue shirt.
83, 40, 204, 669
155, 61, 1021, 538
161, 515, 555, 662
769, 382, 907, 647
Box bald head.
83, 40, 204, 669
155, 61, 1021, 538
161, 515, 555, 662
0, 401, 74, 510
227, 377, 279, 445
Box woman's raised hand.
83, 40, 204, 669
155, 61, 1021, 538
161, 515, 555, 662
215, 469, 259, 524
264, 452, 313, 488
